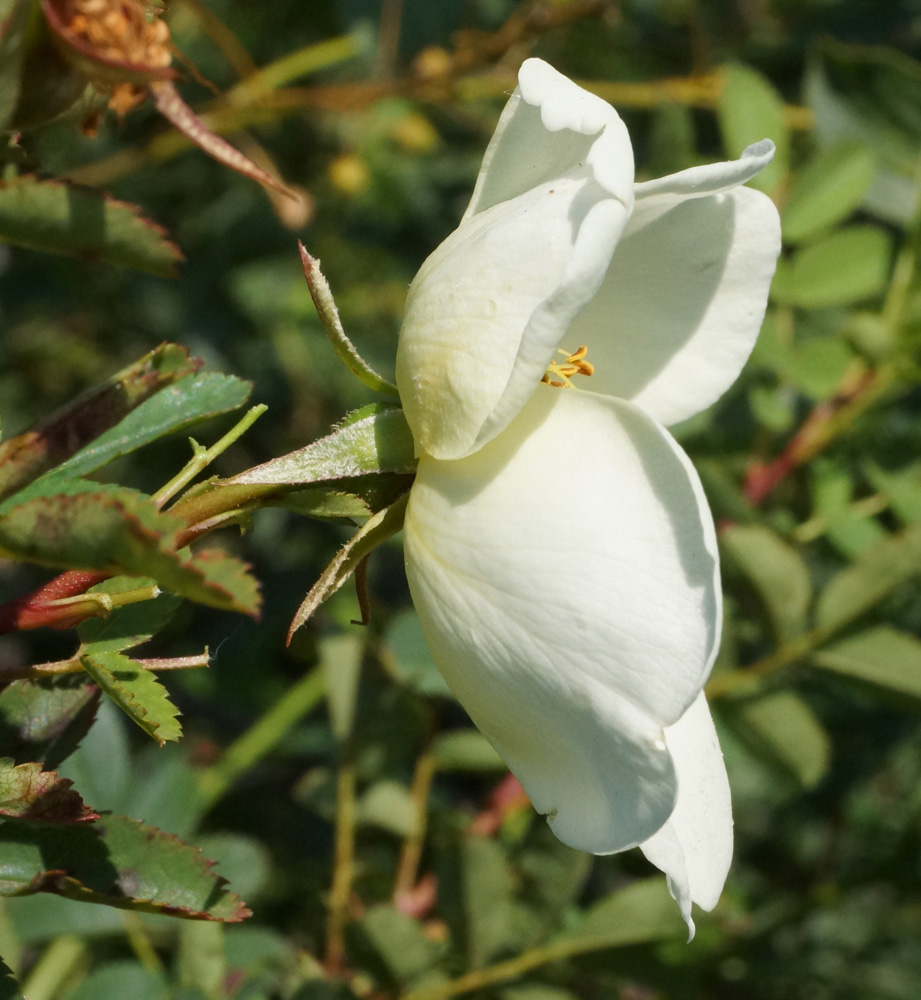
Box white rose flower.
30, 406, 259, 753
396, 58, 781, 935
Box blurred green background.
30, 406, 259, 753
4, 0, 921, 998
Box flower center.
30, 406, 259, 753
540, 346, 595, 388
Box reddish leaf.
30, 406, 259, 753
149, 81, 295, 198
0, 758, 98, 823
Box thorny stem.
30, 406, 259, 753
0, 651, 210, 683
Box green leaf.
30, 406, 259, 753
500, 988, 577, 1000
791, 338, 856, 400
462, 837, 517, 969
805, 39, 921, 224
63, 963, 168, 1000
722, 525, 812, 642
0, 344, 198, 504
78, 577, 183, 654
357, 781, 414, 836
0, 176, 183, 277
321, 634, 363, 743
812, 626, 921, 706
0, 677, 101, 771
0, 812, 250, 921
80, 650, 183, 747
0, 955, 25, 1000
0, 488, 261, 616
719, 63, 790, 195
381, 609, 453, 699
47, 372, 252, 482
298, 244, 399, 396
230, 404, 416, 487
782, 141, 878, 243
816, 522, 921, 632
563, 877, 686, 947
725, 691, 830, 789
0, 758, 97, 823
431, 730, 505, 772
780, 226, 892, 308
0, 0, 31, 132
360, 905, 445, 985
864, 460, 921, 525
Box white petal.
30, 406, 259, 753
464, 58, 634, 221
639, 692, 733, 940
569, 184, 781, 426
396, 178, 628, 461
403, 387, 721, 854
634, 140, 775, 202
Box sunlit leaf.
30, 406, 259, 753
777, 226, 892, 308
722, 525, 812, 642
432, 730, 504, 772
47, 372, 252, 482
816, 522, 921, 632
357, 781, 414, 836
0, 344, 198, 504
806, 39, 921, 223
0, 812, 250, 921
782, 141, 877, 243
719, 63, 790, 195
813, 626, 921, 706
724, 690, 831, 789
80, 650, 183, 746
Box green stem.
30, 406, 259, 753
325, 756, 357, 976
706, 632, 820, 699
196, 666, 326, 811
401, 933, 631, 1000
393, 749, 437, 904
154, 404, 267, 508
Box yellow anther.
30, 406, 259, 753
541, 345, 594, 388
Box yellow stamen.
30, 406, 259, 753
540, 346, 595, 388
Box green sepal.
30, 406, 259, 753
229, 403, 416, 488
